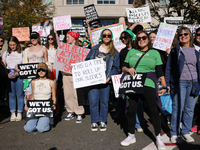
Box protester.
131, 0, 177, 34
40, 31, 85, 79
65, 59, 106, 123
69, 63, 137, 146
165, 26, 200, 143
63, 31, 84, 123
0, 55, 7, 106
2, 36, 24, 121
0, 36, 4, 58
85, 29, 119, 132
24, 63, 56, 133
81, 40, 91, 49
22, 32, 48, 101
120, 31, 167, 150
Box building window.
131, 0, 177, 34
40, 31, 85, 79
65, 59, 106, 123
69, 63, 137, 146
72, 20, 84, 26
67, 0, 84, 5
128, 0, 133, 4
97, 0, 115, 4
100, 19, 115, 26
42, 0, 53, 5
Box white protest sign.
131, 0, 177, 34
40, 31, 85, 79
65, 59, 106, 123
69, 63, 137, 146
164, 17, 184, 26
111, 74, 122, 98
153, 23, 177, 51
126, 6, 151, 23
183, 24, 200, 36
72, 58, 106, 89
90, 22, 126, 52
53, 15, 72, 31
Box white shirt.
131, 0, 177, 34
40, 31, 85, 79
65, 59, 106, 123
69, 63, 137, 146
47, 47, 57, 64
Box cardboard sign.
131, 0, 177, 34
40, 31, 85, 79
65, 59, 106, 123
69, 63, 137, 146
26, 100, 53, 118
164, 17, 184, 26
53, 15, 72, 31
53, 43, 90, 73
32, 20, 54, 45
72, 58, 106, 89
12, 27, 30, 41
84, 4, 100, 28
0, 17, 3, 34
90, 22, 126, 51
119, 73, 147, 94
111, 74, 122, 98
153, 23, 177, 51
18, 63, 38, 79
126, 6, 151, 23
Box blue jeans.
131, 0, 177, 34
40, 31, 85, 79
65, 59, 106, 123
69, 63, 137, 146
9, 77, 24, 112
135, 100, 144, 129
24, 117, 50, 133
88, 84, 110, 123
171, 79, 198, 135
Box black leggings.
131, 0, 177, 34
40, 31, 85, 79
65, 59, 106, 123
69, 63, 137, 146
126, 86, 161, 135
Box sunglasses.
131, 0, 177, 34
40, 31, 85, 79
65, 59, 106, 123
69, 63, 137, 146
120, 36, 128, 40
196, 34, 200, 36
179, 33, 189, 37
0, 40, 3, 42
38, 69, 45, 72
48, 38, 53, 40
30, 37, 38, 40
137, 36, 147, 41
102, 34, 112, 38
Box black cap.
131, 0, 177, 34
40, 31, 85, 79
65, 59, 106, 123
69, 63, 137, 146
30, 32, 40, 39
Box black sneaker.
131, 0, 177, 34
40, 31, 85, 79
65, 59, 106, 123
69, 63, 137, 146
100, 122, 107, 131
64, 113, 74, 121
76, 115, 82, 123
91, 123, 98, 131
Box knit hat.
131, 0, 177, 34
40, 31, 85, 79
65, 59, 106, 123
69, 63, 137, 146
81, 40, 91, 47
67, 31, 79, 39
124, 30, 136, 41
99, 29, 113, 42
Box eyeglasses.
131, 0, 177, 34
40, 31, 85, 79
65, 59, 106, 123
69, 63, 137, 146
30, 37, 38, 40
137, 36, 147, 41
120, 36, 128, 40
38, 69, 45, 72
102, 34, 112, 39
179, 33, 189, 37
48, 38, 53, 40
196, 34, 200, 36
0, 40, 3, 42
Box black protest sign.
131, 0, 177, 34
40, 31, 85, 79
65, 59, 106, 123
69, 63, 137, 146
18, 63, 38, 79
70, 27, 86, 37
119, 73, 147, 94
84, 4, 100, 28
26, 100, 53, 118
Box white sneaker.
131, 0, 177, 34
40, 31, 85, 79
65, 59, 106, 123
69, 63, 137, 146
91, 123, 98, 132
182, 134, 194, 143
16, 113, 22, 121
156, 134, 166, 150
10, 113, 16, 121
121, 133, 136, 146
100, 122, 107, 131
65, 113, 74, 121
76, 115, 82, 123
171, 135, 178, 143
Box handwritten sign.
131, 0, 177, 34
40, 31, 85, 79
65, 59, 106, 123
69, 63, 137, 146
53, 43, 90, 73
72, 58, 106, 89
111, 74, 122, 98
18, 63, 38, 79
0, 17, 3, 34
90, 22, 126, 51
53, 15, 72, 31
153, 23, 177, 51
32, 20, 54, 45
126, 6, 151, 23
26, 100, 53, 118
70, 26, 86, 37
84, 4, 100, 28
12, 27, 30, 41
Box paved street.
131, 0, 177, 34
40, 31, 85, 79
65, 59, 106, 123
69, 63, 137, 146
0, 104, 200, 150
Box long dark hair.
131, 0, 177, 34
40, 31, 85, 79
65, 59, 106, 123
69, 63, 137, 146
120, 31, 134, 47
134, 31, 152, 50
194, 27, 200, 45
45, 34, 58, 49
7, 36, 21, 54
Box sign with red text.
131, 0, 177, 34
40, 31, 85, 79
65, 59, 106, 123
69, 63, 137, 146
153, 23, 177, 51
12, 27, 30, 41
53, 43, 90, 73
111, 74, 122, 98
0, 17, 3, 34
90, 22, 126, 51
72, 58, 106, 89
53, 15, 72, 31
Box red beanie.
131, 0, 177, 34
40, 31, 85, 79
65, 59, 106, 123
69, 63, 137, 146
67, 31, 79, 39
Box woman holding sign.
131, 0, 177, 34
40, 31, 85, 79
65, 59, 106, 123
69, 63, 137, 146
2, 36, 24, 121
120, 31, 167, 150
85, 29, 119, 132
165, 27, 200, 143
24, 63, 56, 133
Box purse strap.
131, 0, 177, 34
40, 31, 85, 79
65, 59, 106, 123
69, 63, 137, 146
134, 49, 150, 69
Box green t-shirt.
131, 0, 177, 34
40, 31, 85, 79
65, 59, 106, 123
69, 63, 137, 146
124, 49, 163, 88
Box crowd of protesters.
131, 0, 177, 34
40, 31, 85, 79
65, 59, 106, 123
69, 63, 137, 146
1, 21, 200, 150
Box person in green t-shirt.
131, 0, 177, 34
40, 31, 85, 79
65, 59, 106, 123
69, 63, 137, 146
120, 31, 167, 150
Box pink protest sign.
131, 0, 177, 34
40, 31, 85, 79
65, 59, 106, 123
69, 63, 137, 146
53, 43, 90, 73
53, 15, 72, 31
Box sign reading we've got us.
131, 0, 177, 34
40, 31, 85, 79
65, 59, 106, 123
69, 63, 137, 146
72, 58, 106, 89
18, 63, 38, 79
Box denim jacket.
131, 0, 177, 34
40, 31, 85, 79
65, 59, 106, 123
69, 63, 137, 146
85, 44, 120, 79
165, 45, 200, 88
